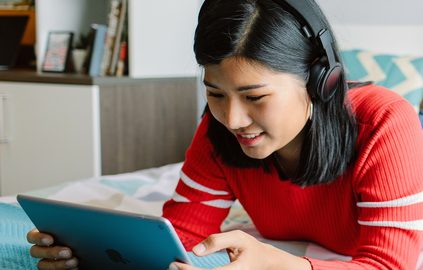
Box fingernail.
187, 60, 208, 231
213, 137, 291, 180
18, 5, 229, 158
168, 263, 179, 270
193, 243, 206, 255
65, 258, 77, 268
41, 238, 52, 246
59, 249, 71, 259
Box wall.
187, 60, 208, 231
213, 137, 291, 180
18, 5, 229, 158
129, 0, 200, 78
316, 0, 423, 26
332, 25, 423, 56
317, 0, 423, 55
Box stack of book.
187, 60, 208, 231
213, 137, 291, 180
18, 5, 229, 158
83, 0, 128, 77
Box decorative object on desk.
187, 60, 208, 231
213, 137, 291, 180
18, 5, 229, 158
41, 31, 73, 73
74, 32, 89, 51
71, 49, 86, 74
71, 33, 89, 74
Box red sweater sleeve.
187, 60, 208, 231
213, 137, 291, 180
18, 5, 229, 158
309, 97, 423, 269
162, 114, 236, 250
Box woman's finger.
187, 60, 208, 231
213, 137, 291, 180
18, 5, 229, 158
37, 257, 78, 270
30, 245, 72, 260
27, 229, 54, 246
193, 230, 251, 256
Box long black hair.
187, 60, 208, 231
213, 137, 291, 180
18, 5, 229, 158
194, 0, 358, 186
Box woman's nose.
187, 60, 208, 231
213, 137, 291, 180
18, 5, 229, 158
223, 100, 252, 130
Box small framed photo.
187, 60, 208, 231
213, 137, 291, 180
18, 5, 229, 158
42, 31, 74, 73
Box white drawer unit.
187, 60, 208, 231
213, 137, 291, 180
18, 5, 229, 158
0, 82, 101, 195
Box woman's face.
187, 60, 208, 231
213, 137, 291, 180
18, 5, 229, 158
204, 57, 311, 160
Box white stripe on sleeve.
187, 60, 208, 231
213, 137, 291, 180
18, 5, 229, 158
171, 192, 234, 209
357, 190, 423, 208
180, 171, 229, 196
202, 199, 234, 209
358, 219, 423, 231
172, 192, 190, 202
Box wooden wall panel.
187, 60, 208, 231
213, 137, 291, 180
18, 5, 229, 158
100, 77, 197, 175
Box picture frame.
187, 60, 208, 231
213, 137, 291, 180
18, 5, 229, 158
41, 31, 74, 73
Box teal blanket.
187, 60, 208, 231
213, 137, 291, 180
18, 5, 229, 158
0, 203, 37, 270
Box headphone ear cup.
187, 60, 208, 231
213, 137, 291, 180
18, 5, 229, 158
308, 58, 342, 102
308, 58, 327, 100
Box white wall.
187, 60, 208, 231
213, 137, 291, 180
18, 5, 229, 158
333, 25, 423, 56
128, 0, 200, 78
317, 0, 423, 56
316, 0, 423, 26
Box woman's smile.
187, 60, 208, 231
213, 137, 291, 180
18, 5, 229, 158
236, 132, 265, 146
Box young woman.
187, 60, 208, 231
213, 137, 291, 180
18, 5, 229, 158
27, 0, 423, 269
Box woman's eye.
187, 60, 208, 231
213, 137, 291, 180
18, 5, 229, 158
247, 95, 266, 101
207, 92, 224, 98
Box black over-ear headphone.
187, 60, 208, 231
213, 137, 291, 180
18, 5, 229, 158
277, 0, 343, 102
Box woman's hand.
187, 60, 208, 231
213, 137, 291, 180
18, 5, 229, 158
169, 230, 311, 270
27, 229, 78, 270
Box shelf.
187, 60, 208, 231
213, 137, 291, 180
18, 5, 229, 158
35, 0, 199, 78
0, 9, 35, 45
0, 69, 196, 85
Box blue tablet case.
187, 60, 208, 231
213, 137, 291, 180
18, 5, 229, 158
17, 194, 229, 270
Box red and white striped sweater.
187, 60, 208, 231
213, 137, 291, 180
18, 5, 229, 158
163, 85, 423, 269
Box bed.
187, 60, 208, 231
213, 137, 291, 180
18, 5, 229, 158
0, 162, 362, 269
1, 158, 423, 269
1, 15, 423, 270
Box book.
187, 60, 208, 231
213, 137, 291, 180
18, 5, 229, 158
83, 24, 108, 76
108, 0, 127, 75
100, 0, 121, 76
116, 41, 127, 76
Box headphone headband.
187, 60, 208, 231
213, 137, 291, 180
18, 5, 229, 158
277, 0, 337, 67
275, 0, 342, 102
277, 0, 324, 39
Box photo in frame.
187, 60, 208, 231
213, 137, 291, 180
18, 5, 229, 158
42, 31, 74, 72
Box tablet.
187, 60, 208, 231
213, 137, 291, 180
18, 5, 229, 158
17, 194, 228, 270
